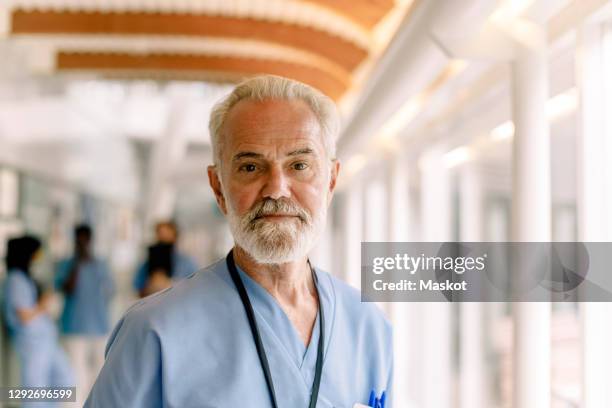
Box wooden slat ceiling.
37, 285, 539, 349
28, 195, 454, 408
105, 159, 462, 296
303, 0, 395, 29
12, 11, 367, 71
8, 0, 405, 100
57, 52, 348, 100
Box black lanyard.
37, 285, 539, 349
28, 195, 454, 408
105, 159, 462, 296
226, 250, 325, 408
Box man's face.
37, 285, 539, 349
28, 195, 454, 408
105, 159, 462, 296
208, 98, 340, 264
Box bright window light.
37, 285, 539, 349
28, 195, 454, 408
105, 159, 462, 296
444, 146, 473, 168
547, 87, 578, 120
491, 120, 515, 141
490, 87, 578, 142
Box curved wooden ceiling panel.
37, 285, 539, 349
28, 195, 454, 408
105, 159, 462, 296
11, 10, 368, 71
306, 0, 395, 28
56, 52, 349, 100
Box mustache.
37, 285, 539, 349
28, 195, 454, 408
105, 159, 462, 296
246, 198, 310, 224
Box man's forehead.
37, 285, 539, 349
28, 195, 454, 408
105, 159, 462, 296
224, 99, 319, 132
227, 97, 313, 119
231, 139, 319, 158
221, 99, 325, 157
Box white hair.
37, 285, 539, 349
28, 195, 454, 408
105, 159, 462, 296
208, 75, 339, 165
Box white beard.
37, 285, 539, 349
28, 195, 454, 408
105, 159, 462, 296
226, 196, 327, 265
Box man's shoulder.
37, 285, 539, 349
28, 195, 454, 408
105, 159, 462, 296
173, 250, 199, 276
318, 269, 392, 334
123, 258, 234, 326
174, 249, 197, 266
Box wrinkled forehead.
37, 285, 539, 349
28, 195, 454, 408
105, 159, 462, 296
220, 99, 325, 161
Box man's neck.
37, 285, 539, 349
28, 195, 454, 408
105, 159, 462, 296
232, 245, 320, 346
232, 246, 316, 307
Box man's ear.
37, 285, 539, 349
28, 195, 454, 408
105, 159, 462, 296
327, 160, 340, 205
207, 165, 228, 214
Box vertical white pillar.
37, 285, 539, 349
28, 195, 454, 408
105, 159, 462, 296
459, 164, 483, 242
385, 155, 419, 407
387, 155, 410, 242
421, 148, 452, 241
342, 180, 363, 288
576, 23, 612, 408
458, 163, 489, 408
420, 148, 453, 408
364, 177, 387, 242
511, 34, 552, 408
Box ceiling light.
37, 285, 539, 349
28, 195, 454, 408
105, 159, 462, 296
490, 120, 515, 141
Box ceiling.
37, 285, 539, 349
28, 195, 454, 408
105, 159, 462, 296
0, 0, 414, 208
2, 0, 415, 101
0, 0, 599, 214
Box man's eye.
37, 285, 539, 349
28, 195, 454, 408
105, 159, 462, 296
240, 164, 257, 172
293, 162, 308, 171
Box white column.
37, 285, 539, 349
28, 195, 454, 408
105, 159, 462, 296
419, 148, 453, 408
386, 155, 410, 242
510, 33, 552, 408
458, 163, 489, 408
385, 155, 419, 408
342, 180, 363, 288
421, 148, 452, 242
459, 164, 483, 242
576, 23, 612, 408
364, 177, 387, 242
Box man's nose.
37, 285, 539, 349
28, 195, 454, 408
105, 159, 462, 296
262, 164, 290, 200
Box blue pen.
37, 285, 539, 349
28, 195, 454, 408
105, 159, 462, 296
368, 390, 376, 407
379, 391, 386, 408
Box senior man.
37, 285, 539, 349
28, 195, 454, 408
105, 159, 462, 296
85, 75, 392, 408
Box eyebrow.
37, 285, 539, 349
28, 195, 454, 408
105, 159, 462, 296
232, 152, 264, 162
232, 147, 315, 162
287, 147, 315, 157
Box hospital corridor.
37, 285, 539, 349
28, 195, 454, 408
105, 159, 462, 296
1, 0, 612, 407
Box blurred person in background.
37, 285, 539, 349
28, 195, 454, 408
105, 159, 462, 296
142, 243, 174, 295
2, 235, 74, 405
55, 224, 115, 406
133, 220, 198, 297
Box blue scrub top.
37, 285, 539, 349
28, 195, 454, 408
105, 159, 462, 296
85, 258, 393, 408
2, 269, 58, 341
132, 251, 198, 291
55, 258, 115, 335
